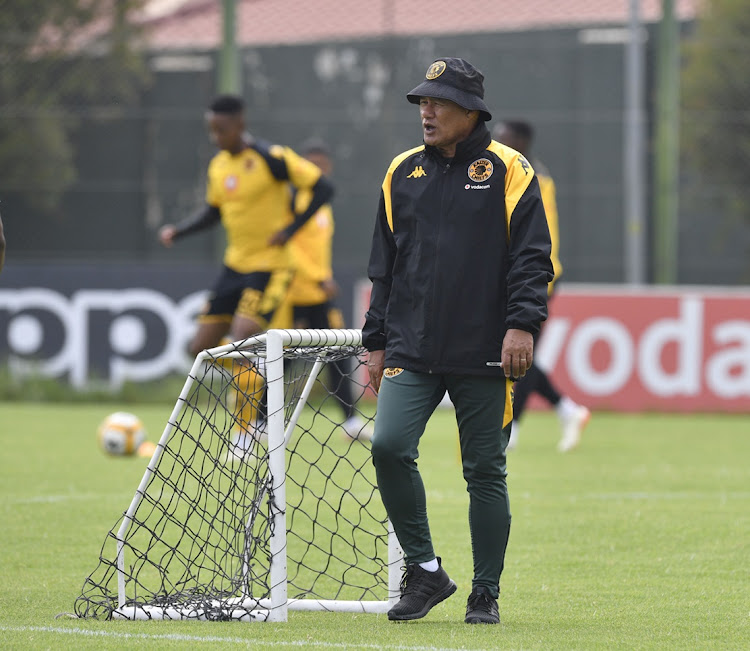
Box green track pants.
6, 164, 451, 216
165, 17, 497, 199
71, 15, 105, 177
371, 369, 512, 598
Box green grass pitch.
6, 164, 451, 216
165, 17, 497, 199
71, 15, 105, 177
1, 401, 748, 649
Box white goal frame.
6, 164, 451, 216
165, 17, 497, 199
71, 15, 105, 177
110, 328, 402, 623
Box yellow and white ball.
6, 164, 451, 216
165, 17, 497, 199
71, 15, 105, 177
97, 412, 146, 456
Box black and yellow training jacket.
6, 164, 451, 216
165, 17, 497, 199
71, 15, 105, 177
362, 122, 553, 376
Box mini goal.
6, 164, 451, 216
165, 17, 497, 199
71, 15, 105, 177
74, 329, 402, 622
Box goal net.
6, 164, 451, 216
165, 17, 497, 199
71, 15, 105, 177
74, 329, 402, 622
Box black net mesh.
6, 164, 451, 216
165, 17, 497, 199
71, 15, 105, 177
74, 331, 385, 621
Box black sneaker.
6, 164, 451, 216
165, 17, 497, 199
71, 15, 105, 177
387, 558, 457, 621
465, 586, 500, 624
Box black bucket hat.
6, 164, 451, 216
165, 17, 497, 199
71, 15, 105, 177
407, 57, 492, 122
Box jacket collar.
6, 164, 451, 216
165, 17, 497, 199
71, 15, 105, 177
424, 122, 492, 164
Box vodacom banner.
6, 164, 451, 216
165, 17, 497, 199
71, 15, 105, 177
354, 281, 750, 413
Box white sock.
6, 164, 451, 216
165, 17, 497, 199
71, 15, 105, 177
343, 415, 363, 430
508, 420, 520, 449
556, 396, 579, 421
419, 558, 439, 572
231, 432, 253, 451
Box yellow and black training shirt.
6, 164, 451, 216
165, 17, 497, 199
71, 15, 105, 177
204, 140, 325, 273
286, 187, 335, 306
533, 160, 562, 294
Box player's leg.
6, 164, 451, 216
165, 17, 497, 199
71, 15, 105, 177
188, 266, 239, 357
511, 367, 589, 453
371, 369, 456, 620
189, 320, 231, 358
536, 293, 590, 451
297, 302, 371, 440
225, 270, 294, 461
555, 393, 591, 452
447, 374, 511, 624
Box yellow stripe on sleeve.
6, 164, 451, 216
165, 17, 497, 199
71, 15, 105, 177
538, 174, 563, 289
382, 145, 425, 232
487, 141, 535, 239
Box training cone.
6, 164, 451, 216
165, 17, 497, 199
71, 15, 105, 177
137, 440, 157, 458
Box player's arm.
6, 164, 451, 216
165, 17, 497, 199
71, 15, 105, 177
270, 176, 334, 245
0, 210, 6, 273
362, 190, 396, 392
504, 158, 554, 337
539, 175, 562, 293
159, 204, 221, 247
266, 146, 334, 245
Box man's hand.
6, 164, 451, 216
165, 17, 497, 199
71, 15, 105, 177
159, 225, 177, 248
268, 230, 290, 247
367, 349, 386, 394
320, 278, 339, 301
501, 328, 534, 379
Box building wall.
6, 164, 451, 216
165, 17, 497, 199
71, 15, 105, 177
4, 23, 749, 284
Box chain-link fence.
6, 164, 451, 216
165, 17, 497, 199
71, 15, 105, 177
1, 0, 748, 284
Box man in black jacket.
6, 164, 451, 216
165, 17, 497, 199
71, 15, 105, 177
363, 58, 553, 624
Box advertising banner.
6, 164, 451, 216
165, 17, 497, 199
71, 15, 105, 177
0, 263, 209, 389
354, 281, 750, 413
2, 267, 749, 411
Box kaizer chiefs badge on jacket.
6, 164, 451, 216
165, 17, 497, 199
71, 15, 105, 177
468, 158, 493, 182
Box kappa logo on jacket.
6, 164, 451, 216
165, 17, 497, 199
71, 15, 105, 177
407, 165, 427, 179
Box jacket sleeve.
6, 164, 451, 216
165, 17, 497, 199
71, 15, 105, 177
505, 164, 554, 335
362, 190, 396, 351
281, 176, 334, 239
538, 174, 562, 294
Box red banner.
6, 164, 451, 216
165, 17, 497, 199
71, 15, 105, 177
355, 281, 750, 413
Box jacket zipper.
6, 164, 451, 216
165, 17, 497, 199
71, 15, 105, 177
426, 161, 452, 373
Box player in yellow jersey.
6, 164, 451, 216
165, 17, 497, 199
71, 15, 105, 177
159, 95, 333, 355
159, 95, 333, 460
285, 140, 373, 441
493, 120, 590, 452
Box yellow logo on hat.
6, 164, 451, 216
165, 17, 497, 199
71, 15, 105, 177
468, 158, 494, 182
426, 61, 446, 80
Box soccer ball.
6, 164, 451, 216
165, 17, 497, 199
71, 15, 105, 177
97, 412, 146, 456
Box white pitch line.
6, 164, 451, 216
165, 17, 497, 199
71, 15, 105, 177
3, 493, 124, 505
0, 625, 463, 651
575, 491, 750, 501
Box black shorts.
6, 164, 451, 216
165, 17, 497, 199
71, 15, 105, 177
292, 302, 346, 330
199, 266, 293, 329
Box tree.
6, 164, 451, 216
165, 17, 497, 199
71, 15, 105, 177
0, 0, 149, 213
681, 0, 750, 221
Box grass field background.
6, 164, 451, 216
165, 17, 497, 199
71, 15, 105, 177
1, 400, 748, 650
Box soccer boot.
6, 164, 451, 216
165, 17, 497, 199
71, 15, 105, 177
342, 415, 374, 442
387, 558, 457, 621
558, 404, 591, 452
464, 586, 500, 624
222, 420, 267, 464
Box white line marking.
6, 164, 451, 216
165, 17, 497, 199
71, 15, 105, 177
0, 625, 462, 650
515, 491, 750, 501
575, 491, 750, 501
3, 493, 124, 505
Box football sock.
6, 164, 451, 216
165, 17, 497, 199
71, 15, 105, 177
556, 396, 580, 421
419, 558, 439, 572
235, 363, 265, 433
